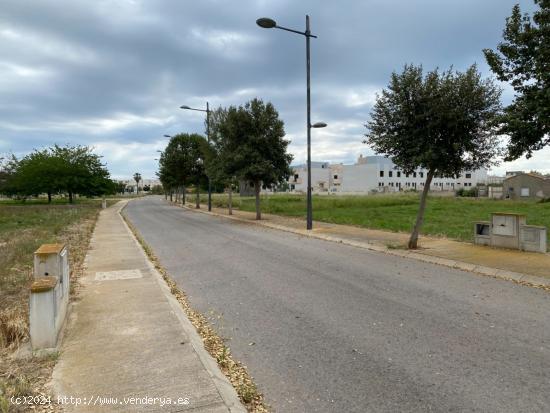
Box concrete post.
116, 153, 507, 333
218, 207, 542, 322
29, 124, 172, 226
30, 277, 59, 349
30, 244, 70, 350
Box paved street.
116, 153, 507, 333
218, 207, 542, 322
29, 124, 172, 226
125, 197, 550, 413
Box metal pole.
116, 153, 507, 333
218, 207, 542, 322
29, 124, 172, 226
306, 15, 312, 230
207, 101, 212, 212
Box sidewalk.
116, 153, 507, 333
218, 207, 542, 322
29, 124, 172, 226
51, 202, 245, 412
178, 200, 550, 287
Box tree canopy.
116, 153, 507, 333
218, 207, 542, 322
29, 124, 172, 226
484, 0, 550, 160
365, 64, 502, 248
218, 98, 292, 219
157, 133, 209, 206
0, 145, 114, 202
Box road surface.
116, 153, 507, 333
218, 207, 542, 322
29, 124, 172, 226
125, 197, 549, 413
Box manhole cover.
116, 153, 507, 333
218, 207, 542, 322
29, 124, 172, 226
94, 269, 143, 281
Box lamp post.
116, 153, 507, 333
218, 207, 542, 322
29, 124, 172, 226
256, 15, 326, 230
179, 103, 212, 212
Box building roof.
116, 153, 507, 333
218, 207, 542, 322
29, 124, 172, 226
504, 172, 549, 182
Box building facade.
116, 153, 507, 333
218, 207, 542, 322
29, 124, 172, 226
503, 173, 550, 200
287, 155, 487, 194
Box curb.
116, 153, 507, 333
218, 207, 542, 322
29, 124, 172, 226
118, 201, 247, 413
174, 201, 550, 290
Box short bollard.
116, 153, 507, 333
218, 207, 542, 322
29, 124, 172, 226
29, 244, 70, 351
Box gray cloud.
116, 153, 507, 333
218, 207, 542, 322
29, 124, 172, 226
0, 0, 543, 178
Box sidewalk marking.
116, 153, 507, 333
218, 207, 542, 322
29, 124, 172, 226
94, 269, 143, 281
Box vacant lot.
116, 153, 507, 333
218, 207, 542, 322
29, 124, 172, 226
202, 193, 550, 243
0, 200, 104, 411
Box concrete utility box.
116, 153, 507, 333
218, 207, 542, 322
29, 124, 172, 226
30, 244, 70, 350
473, 213, 547, 253
490, 213, 526, 249
474, 221, 491, 246
520, 225, 547, 253
34, 243, 69, 298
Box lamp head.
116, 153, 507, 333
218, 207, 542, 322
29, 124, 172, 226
256, 17, 277, 28
312, 122, 327, 128
180, 105, 191, 110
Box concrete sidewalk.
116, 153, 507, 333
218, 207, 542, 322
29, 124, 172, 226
177, 200, 550, 287
51, 202, 245, 412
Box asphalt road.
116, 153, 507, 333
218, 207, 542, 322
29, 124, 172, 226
125, 197, 550, 413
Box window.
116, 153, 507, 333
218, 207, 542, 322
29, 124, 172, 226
465, 173, 472, 179
397, 171, 401, 177
521, 187, 530, 197
294, 174, 299, 181
333, 175, 338, 179
413, 172, 417, 178
420, 172, 424, 178
406, 173, 410, 178
380, 171, 384, 177
389, 171, 393, 177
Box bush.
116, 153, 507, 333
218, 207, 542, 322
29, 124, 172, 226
456, 187, 478, 197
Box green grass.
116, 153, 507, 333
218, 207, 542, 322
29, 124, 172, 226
200, 193, 550, 243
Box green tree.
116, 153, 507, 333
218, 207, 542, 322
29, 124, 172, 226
206, 106, 239, 214
0, 155, 19, 197
2, 145, 113, 203
158, 133, 209, 207
220, 98, 292, 220
484, 1, 550, 160
51, 145, 112, 202
365, 64, 502, 249
12, 149, 65, 202
133, 172, 142, 194
113, 180, 127, 194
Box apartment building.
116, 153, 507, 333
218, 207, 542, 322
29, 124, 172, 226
287, 155, 487, 194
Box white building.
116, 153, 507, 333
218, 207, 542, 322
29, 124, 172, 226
120, 178, 161, 192
289, 162, 331, 192
287, 155, 487, 194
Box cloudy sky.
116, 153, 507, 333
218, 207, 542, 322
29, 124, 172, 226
0, 0, 545, 179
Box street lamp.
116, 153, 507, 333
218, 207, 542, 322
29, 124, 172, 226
256, 15, 326, 230
180, 103, 212, 212
163, 134, 171, 138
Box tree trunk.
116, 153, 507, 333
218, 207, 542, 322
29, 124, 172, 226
408, 170, 434, 249
165, 191, 168, 200
228, 185, 233, 215
170, 190, 173, 202
47, 191, 52, 203
195, 184, 200, 209
182, 185, 186, 205
68, 191, 73, 204
254, 181, 261, 220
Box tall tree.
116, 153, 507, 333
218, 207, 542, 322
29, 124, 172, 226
484, 1, 550, 160
220, 98, 293, 220
206, 106, 238, 214
158, 133, 208, 207
365, 65, 502, 249
52, 145, 112, 203
133, 173, 142, 194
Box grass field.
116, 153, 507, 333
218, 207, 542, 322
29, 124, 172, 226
201, 193, 550, 243
0, 199, 104, 411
